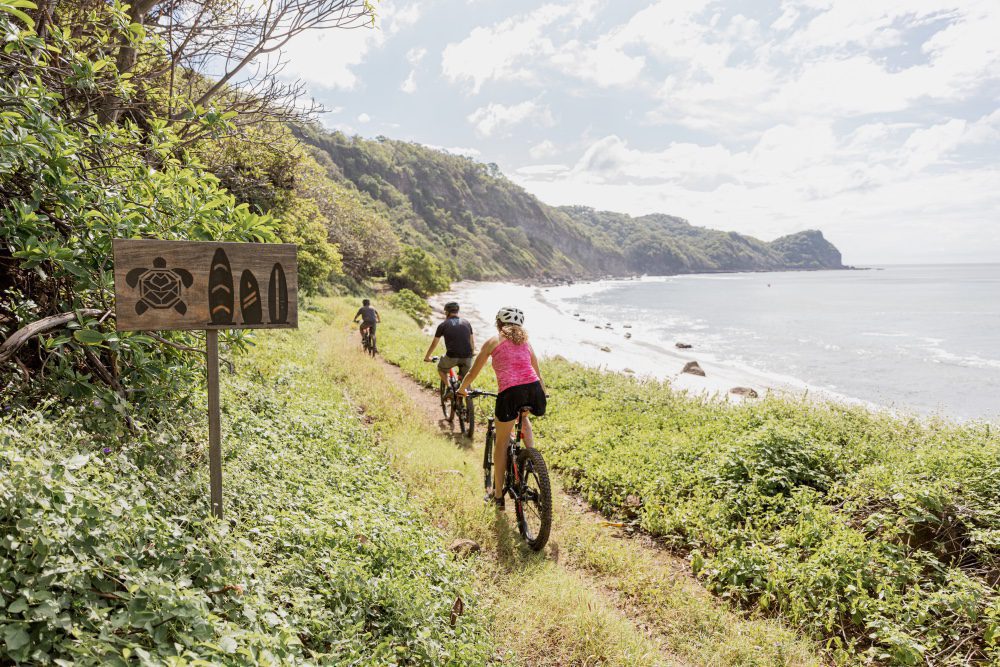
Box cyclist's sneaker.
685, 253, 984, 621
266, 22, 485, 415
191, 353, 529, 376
484, 494, 505, 510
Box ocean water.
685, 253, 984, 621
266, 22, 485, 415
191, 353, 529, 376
543, 264, 1000, 422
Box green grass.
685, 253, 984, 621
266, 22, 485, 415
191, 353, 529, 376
371, 296, 1000, 665
0, 310, 489, 665
358, 297, 822, 666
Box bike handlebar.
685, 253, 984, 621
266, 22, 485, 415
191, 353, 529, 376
467, 389, 497, 398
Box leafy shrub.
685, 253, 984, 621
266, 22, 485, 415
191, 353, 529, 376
386, 246, 451, 296
0, 7, 276, 424
388, 289, 431, 324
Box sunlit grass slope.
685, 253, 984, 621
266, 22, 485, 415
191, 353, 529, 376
0, 311, 488, 665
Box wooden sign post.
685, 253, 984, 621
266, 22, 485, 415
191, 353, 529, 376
113, 239, 298, 519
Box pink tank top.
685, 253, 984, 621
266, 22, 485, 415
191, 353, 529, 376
491, 338, 540, 393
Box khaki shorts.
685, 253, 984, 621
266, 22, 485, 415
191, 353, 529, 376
437, 355, 473, 378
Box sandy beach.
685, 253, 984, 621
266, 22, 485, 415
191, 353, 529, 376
428, 280, 838, 405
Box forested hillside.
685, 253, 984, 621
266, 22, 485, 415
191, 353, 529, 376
295, 126, 845, 281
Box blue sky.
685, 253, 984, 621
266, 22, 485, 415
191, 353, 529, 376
282, 0, 1000, 265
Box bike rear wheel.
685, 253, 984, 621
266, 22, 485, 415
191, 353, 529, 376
514, 447, 552, 551
439, 381, 448, 419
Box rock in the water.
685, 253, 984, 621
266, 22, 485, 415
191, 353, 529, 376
449, 539, 481, 557
730, 386, 759, 398
675, 342, 692, 349
623, 368, 635, 374
600, 345, 612, 352
623, 324, 632, 328
624, 332, 632, 339
682, 361, 705, 376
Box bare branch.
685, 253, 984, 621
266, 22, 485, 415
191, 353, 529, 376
0, 309, 106, 364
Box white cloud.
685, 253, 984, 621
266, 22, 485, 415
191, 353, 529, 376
357, 112, 371, 123
282, 1, 420, 89
529, 140, 558, 159
442, 4, 573, 93
467, 100, 554, 137
282, 26, 380, 89
400, 46, 427, 93
400, 71, 417, 93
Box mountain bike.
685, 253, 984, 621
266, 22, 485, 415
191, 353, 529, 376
469, 389, 552, 551
360, 325, 377, 357
429, 357, 474, 437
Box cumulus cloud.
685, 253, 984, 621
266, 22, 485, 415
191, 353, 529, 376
357, 112, 371, 123
441, 1, 618, 92
529, 140, 558, 159
282, 0, 420, 89
467, 100, 554, 137
400, 46, 427, 93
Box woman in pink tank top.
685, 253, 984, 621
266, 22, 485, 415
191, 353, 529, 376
458, 307, 547, 508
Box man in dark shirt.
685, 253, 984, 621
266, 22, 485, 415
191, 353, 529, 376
353, 299, 380, 347
423, 301, 475, 384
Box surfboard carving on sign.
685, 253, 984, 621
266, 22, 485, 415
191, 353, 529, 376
208, 248, 235, 325
113, 239, 297, 331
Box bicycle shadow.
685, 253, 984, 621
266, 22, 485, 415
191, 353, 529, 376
489, 509, 552, 566
433, 417, 475, 450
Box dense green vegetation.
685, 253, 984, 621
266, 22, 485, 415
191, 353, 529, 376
374, 302, 1000, 666
295, 127, 845, 281
0, 312, 489, 664
339, 297, 822, 666
0, 2, 490, 663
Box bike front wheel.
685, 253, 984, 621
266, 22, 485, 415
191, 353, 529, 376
465, 396, 475, 439
456, 395, 466, 433
483, 428, 494, 495
514, 448, 552, 551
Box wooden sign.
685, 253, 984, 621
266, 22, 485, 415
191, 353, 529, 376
112, 238, 298, 520
112, 239, 297, 331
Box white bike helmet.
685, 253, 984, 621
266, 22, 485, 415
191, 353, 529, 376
496, 306, 525, 326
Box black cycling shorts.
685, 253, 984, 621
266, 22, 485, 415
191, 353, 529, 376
495, 381, 546, 422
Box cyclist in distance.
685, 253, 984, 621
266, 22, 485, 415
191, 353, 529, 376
424, 301, 475, 385
457, 306, 546, 509
353, 298, 380, 348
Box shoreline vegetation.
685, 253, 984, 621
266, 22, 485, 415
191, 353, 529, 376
376, 297, 1000, 665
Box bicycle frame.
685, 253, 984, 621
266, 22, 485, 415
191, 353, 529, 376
486, 409, 528, 497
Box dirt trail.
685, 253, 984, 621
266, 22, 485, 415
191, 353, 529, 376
369, 355, 821, 667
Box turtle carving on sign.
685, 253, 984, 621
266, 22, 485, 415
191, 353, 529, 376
126, 257, 194, 315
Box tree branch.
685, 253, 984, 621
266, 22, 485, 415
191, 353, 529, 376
0, 309, 105, 364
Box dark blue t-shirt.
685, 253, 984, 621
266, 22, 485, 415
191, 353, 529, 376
435, 316, 474, 358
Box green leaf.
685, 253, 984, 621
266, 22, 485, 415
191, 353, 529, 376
7, 597, 28, 614
65, 453, 89, 470
73, 329, 105, 345
3, 625, 30, 651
